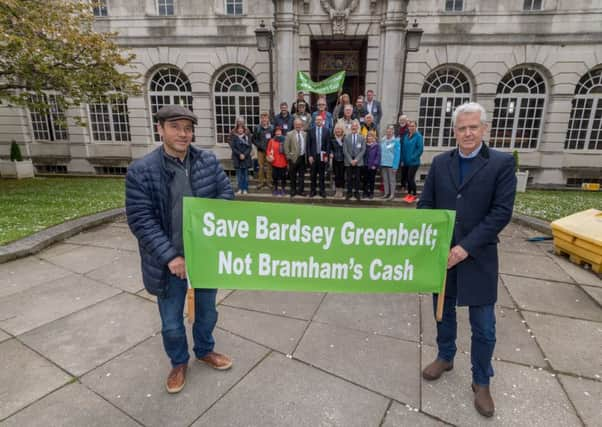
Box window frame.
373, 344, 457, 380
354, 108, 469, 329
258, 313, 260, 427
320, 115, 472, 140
87, 94, 132, 143
29, 93, 69, 142
157, 0, 174, 16
565, 69, 602, 152
489, 68, 547, 152
92, 0, 108, 17
444, 0, 463, 12
148, 67, 194, 142
213, 67, 260, 145
523, 0, 543, 11
225, 0, 244, 16
418, 67, 472, 149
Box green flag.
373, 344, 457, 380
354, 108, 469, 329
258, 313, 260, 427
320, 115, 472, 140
184, 198, 455, 294
296, 71, 346, 94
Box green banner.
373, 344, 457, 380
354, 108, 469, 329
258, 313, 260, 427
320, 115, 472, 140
296, 71, 346, 94
184, 198, 455, 294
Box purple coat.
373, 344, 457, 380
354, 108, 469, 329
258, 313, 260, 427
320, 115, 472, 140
364, 143, 381, 168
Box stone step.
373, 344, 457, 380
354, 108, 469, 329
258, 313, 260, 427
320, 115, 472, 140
227, 170, 425, 190
229, 186, 421, 207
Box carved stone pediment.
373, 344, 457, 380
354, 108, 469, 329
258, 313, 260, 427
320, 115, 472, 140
320, 0, 359, 35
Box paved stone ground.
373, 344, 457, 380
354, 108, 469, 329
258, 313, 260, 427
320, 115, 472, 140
1, 220, 600, 426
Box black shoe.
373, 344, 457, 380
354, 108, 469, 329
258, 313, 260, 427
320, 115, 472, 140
298, 192, 307, 197
320, 192, 327, 198
354, 193, 361, 201
345, 194, 352, 200
290, 192, 296, 198
309, 192, 316, 198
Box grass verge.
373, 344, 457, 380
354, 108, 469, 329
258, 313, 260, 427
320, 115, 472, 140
514, 190, 601, 222
0, 177, 124, 245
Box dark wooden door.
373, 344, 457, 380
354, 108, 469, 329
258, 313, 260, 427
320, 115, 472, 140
310, 38, 367, 112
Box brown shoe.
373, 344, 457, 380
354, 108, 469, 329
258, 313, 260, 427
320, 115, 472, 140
198, 351, 233, 370
472, 384, 495, 417
422, 358, 453, 380
166, 363, 187, 394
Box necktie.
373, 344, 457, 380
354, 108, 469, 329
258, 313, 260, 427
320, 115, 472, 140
317, 128, 322, 153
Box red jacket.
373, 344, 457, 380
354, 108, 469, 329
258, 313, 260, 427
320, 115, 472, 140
267, 137, 287, 168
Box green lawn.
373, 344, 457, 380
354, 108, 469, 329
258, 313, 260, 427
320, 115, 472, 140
1, 178, 601, 245
514, 190, 602, 222
0, 177, 125, 245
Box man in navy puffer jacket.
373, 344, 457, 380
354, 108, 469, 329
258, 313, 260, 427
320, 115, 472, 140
126, 105, 234, 394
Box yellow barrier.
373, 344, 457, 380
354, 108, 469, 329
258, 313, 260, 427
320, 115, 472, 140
581, 183, 601, 191
551, 209, 602, 274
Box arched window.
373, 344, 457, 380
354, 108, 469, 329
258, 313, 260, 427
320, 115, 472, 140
418, 67, 471, 147
213, 67, 259, 144
565, 68, 602, 151
149, 67, 193, 142
490, 67, 546, 150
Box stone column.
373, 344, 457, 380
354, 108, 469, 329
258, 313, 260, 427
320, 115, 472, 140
379, 0, 407, 127
274, 0, 296, 107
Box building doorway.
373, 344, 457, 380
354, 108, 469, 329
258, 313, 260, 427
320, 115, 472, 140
310, 38, 367, 115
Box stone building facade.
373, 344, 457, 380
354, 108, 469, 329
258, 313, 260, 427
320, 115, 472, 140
1, 0, 601, 185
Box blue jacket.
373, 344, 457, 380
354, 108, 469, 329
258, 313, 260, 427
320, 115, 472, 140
126, 146, 233, 296
379, 137, 401, 168
417, 144, 516, 306
401, 131, 424, 166
274, 113, 294, 135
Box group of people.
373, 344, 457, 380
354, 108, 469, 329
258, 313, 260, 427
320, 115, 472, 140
126, 101, 517, 419
228, 90, 424, 202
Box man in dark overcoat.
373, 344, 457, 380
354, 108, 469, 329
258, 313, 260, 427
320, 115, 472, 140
308, 114, 332, 198
417, 102, 516, 418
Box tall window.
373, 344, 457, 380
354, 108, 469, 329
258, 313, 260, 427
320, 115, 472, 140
565, 69, 602, 151
418, 67, 471, 147
490, 68, 546, 150
158, 0, 174, 15
92, 0, 108, 16
214, 67, 259, 144
226, 0, 243, 15
149, 67, 193, 142
29, 94, 68, 141
445, 0, 463, 11
88, 95, 131, 142
523, 0, 543, 11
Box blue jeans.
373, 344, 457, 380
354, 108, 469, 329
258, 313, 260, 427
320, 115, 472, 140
157, 275, 218, 367
236, 167, 248, 191
432, 294, 496, 385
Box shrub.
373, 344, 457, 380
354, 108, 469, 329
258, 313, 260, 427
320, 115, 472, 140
10, 141, 23, 162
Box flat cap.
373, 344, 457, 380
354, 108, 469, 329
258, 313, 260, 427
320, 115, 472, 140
156, 105, 198, 124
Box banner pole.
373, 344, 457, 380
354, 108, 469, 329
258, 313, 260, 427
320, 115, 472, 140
186, 287, 195, 324
435, 270, 447, 322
